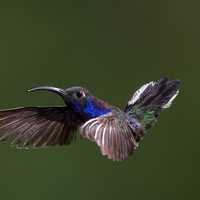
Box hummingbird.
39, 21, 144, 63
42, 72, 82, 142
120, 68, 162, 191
0, 77, 180, 161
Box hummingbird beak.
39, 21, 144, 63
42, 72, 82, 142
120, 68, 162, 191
27, 86, 66, 100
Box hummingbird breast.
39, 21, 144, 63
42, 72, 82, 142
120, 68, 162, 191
83, 96, 112, 118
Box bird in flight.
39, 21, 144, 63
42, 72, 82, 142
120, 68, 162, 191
0, 77, 180, 161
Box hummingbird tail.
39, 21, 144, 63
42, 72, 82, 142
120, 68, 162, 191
125, 77, 181, 130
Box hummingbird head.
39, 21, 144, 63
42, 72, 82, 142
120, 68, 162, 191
28, 85, 112, 118
28, 86, 90, 112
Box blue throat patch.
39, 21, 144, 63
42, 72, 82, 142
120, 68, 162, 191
83, 97, 111, 118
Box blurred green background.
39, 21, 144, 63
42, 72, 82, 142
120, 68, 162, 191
0, 0, 198, 199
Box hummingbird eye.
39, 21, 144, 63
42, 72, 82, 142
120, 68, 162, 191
76, 91, 85, 98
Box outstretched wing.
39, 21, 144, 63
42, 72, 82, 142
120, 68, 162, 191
80, 112, 139, 161
0, 107, 83, 148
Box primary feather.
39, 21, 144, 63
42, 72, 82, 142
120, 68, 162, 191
80, 111, 138, 161
0, 107, 82, 147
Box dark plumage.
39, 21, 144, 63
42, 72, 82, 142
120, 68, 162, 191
0, 77, 181, 161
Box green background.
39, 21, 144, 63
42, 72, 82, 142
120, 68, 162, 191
0, 0, 198, 199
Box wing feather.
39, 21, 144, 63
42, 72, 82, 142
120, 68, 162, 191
80, 112, 139, 161
0, 107, 82, 148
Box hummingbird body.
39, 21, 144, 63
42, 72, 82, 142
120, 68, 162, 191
0, 77, 181, 161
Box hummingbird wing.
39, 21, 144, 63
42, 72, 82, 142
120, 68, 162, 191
80, 111, 139, 161
0, 107, 83, 147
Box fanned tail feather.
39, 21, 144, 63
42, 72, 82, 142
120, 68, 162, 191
125, 77, 181, 130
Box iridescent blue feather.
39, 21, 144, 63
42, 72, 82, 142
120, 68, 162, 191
83, 96, 111, 118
